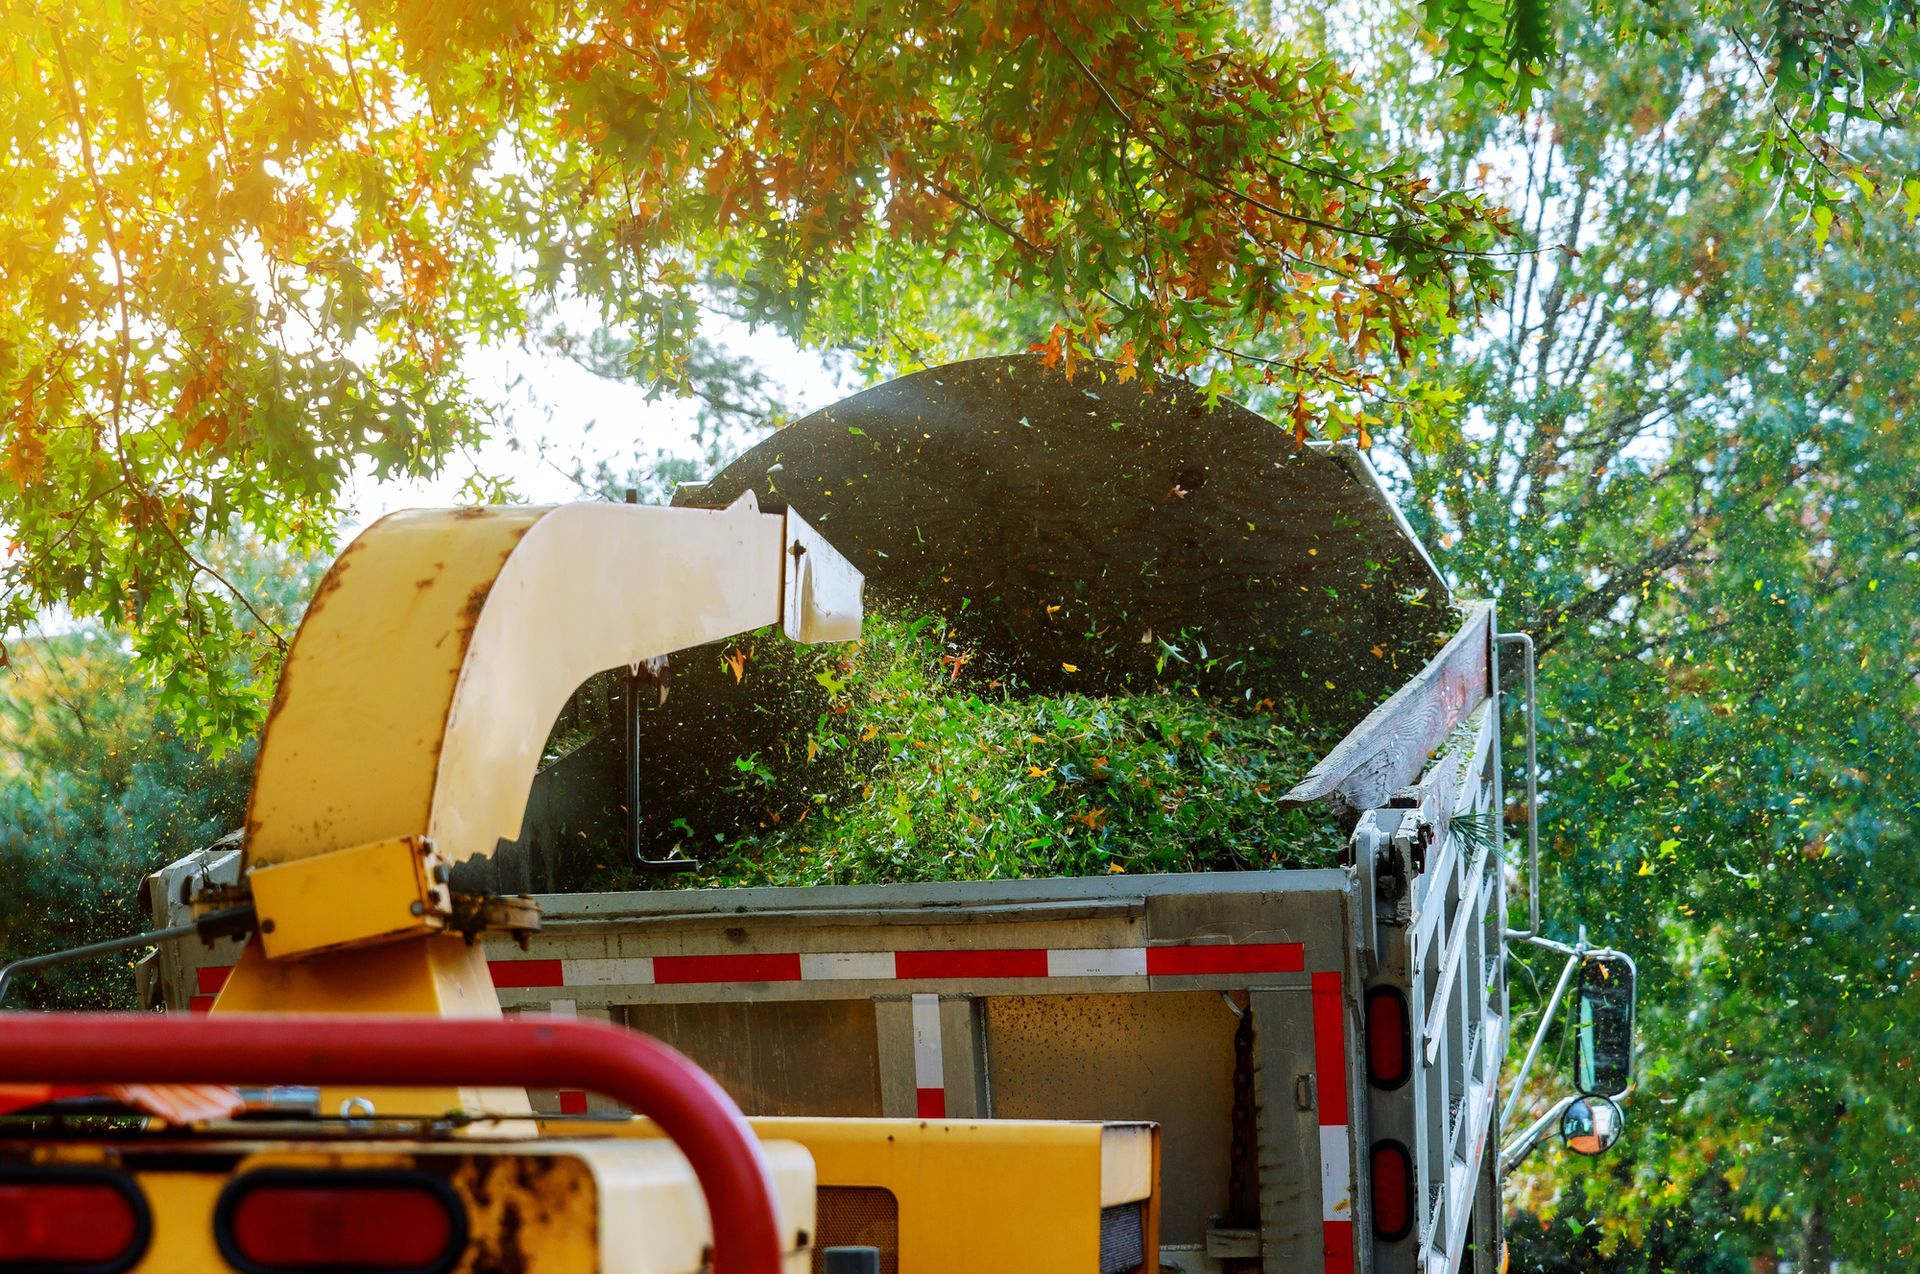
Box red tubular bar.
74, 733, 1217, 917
0, 1013, 782, 1274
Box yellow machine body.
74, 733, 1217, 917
146, 493, 1160, 1269
565, 1115, 1161, 1273
9, 1136, 816, 1274
208, 938, 518, 1119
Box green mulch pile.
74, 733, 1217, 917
644, 611, 1349, 890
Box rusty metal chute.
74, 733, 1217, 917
208, 494, 862, 1092
245, 496, 857, 881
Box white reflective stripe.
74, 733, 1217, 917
911, 993, 944, 1091
800, 951, 897, 981
506, 941, 1314, 987
548, 998, 577, 1018
562, 957, 652, 986
1045, 947, 1148, 978
1321, 1124, 1352, 1222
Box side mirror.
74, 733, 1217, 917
1573, 953, 1636, 1096
1559, 1094, 1625, 1156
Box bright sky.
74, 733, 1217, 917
341, 314, 852, 527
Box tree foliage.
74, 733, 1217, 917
1358, 8, 1920, 1263
0, 629, 253, 1007
0, 0, 1512, 734
1420, 0, 1918, 220
0, 543, 317, 1005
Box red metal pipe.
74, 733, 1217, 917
0, 1013, 783, 1274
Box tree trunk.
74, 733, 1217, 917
1799, 1204, 1833, 1273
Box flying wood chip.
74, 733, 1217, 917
677, 353, 1450, 715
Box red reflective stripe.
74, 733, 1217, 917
653, 953, 802, 985
196, 966, 231, 995
479, 942, 1318, 989
1322, 1219, 1354, 1273
1311, 971, 1347, 1128
915, 1088, 946, 1118
189, 996, 217, 1015
1146, 942, 1304, 976
558, 1090, 588, 1115
894, 949, 1046, 979
489, 960, 565, 989
0, 1013, 781, 1274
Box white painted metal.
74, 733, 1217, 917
1360, 680, 1507, 1274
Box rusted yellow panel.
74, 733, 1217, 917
249, 835, 449, 959
446, 1152, 602, 1273
15, 1136, 816, 1274
757, 1117, 1146, 1270
572, 1115, 1156, 1273
245, 505, 544, 869
246, 497, 803, 874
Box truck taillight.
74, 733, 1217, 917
1370, 1140, 1415, 1242
0, 1169, 149, 1270
1365, 987, 1411, 1089
215, 1170, 466, 1273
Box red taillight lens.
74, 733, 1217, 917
216, 1172, 465, 1273
0, 1172, 148, 1270
1365, 987, 1411, 1090
1370, 1140, 1415, 1242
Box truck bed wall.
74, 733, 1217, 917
145, 605, 1506, 1274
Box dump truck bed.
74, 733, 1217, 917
146, 602, 1508, 1274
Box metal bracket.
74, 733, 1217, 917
248, 835, 451, 960
783, 507, 863, 644
1389, 814, 1423, 910
446, 892, 543, 949
1348, 813, 1381, 967
1204, 1224, 1261, 1259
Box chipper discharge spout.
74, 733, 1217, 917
201, 493, 862, 1115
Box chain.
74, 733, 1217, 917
1227, 992, 1258, 1236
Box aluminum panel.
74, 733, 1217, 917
984, 992, 1237, 1251
621, 998, 884, 1118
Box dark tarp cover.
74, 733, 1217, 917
676, 353, 1450, 718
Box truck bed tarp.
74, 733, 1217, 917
676, 353, 1450, 719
